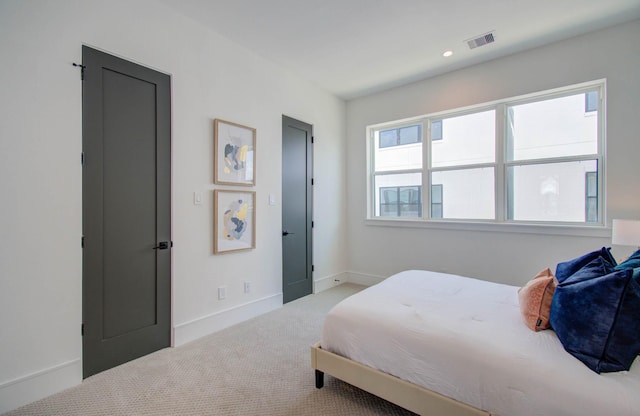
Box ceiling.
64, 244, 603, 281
159, 0, 640, 100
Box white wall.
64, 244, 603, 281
346, 19, 640, 285
0, 0, 346, 411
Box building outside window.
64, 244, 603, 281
431, 184, 443, 219
368, 81, 605, 226
379, 125, 422, 148
585, 171, 598, 223
379, 186, 422, 217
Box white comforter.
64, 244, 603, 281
321, 270, 640, 416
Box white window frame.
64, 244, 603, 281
366, 80, 607, 237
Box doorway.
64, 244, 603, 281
281, 115, 313, 303
82, 46, 171, 378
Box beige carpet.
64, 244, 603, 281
4, 284, 416, 416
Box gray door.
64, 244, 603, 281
82, 46, 171, 378
282, 116, 313, 303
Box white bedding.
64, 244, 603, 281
320, 270, 640, 416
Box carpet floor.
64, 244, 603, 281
4, 284, 416, 415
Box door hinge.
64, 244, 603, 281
81, 323, 85, 336
81, 236, 85, 248
311, 178, 314, 186
81, 152, 85, 166
72, 62, 86, 80
311, 265, 315, 272
311, 221, 314, 228
311, 136, 315, 144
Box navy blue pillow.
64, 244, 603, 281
555, 247, 617, 283
615, 249, 640, 271
550, 257, 640, 373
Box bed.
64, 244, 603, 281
311, 270, 640, 416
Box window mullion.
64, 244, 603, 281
505, 154, 600, 167
597, 83, 606, 225
495, 104, 506, 222
367, 127, 375, 218
374, 168, 423, 176
429, 162, 496, 173
423, 118, 431, 220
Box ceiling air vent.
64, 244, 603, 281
466, 32, 495, 49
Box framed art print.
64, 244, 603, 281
214, 119, 256, 186
214, 190, 256, 254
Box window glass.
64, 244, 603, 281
399, 125, 421, 145
507, 160, 598, 222
507, 92, 598, 161
431, 184, 443, 218
399, 186, 422, 217
585, 171, 598, 223
378, 186, 421, 217
374, 173, 421, 217
378, 125, 422, 148
585, 91, 598, 113
431, 120, 443, 141
431, 168, 495, 219
374, 126, 422, 172
379, 187, 398, 217
431, 110, 495, 168
379, 129, 398, 148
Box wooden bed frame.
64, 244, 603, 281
311, 342, 491, 416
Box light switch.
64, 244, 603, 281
194, 191, 203, 206
269, 193, 276, 206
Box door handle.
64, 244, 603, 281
153, 241, 170, 250
282, 230, 295, 236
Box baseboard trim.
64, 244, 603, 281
345, 271, 386, 286
315, 271, 386, 291
0, 358, 82, 414
174, 293, 282, 346
314, 272, 349, 293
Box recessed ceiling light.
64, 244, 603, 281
442, 50, 453, 57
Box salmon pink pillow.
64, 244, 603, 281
518, 268, 557, 331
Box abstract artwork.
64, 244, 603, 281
214, 190, 256, 254
214, 119, 256, 186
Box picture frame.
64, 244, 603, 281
214, 119, 256, 186
214, 190, 256, 254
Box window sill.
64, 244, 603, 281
365, 218, 611, 238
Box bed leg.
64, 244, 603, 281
315, 369, 324, 389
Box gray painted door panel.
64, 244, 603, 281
282, 116, 313, 303
82, 46, 171, 378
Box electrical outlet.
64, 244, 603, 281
244, 281, 251, 293
218, 286, 227, 300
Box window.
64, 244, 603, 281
368, 81, 605, 226
372, 122, 423, 217
430, 110, 496, 220
379, 186, 422, 217
378, 125, 422, 148
431, 120, 443, 141
585, 91, 598, 113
